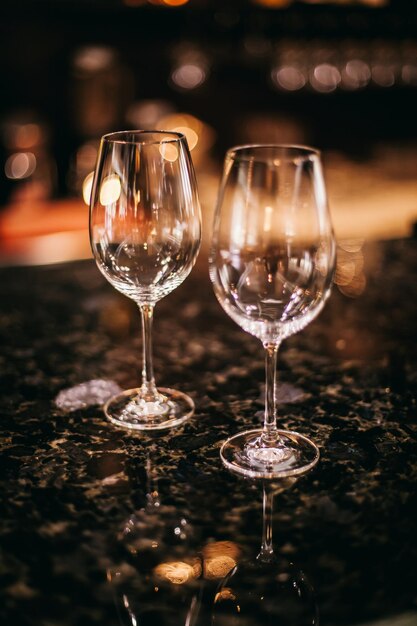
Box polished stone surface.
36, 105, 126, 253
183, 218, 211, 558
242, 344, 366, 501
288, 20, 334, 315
0, 239, 416, 626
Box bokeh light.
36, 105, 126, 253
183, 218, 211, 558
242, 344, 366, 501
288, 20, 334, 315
159, 142, 179, 162
271, 65, 306, 91
5, 152, 37, 179
171, 63, 207, 90
82, 171, 95, 205
342, 59, 371, 90
161, 0, 190, 6
100, 174, 121, 205
311, 63, 341, 92
153, 559, 201, 584
335, 239, 366, 298
173, 126, 198, 150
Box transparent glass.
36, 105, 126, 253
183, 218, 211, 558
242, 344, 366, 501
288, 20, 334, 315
90, 130, 201, 430
209, 144, 336, 477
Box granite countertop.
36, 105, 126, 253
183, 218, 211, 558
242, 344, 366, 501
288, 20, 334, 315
0, 239, 416, 626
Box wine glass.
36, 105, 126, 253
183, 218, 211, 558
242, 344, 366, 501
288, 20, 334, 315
212, 480, 318, 626
90, 130, 201, 430
209, 144, 335, 478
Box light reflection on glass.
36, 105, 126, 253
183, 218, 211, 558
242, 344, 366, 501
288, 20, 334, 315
173, 126, 198, 151
159, 142, 179, 162
202, 541, 240, 580
100, 174, 122, 206
153, 559, 201, 585
157, 113, 215, 166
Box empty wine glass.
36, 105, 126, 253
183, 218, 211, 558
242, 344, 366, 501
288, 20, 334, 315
209, 144, 335, 478
90, 130, 201, 430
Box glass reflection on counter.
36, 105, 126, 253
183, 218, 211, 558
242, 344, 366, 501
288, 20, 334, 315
211, 480, 318, 626
108, 451, 204, 626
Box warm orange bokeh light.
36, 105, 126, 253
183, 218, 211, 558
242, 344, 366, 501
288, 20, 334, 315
162, 0, 190, 6
252, 0, 291, 7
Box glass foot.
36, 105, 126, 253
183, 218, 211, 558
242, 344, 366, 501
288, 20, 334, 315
104, 387, 194, 431
220, 429, 319, 479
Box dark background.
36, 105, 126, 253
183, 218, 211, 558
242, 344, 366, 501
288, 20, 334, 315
1, 0, 417, 200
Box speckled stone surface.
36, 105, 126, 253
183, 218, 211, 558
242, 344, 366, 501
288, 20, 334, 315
0, 239, 416, 626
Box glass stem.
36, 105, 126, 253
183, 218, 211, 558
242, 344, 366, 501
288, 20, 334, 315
257, 482, 275, 563
139, 304, 158, 400
262, 342, 280, 445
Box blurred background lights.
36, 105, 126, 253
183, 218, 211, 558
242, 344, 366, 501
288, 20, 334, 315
170, 44, 209, 91
311, 63, 341, 92
244, 36, 271, 59
159, 142, 179, 162
11, 123, 42, 150
157, 113, 215, 165
253, 0, 292, 7
5, 152, 37, 180
76, 142, 98, 171
68, 141, 98, 198
82, 171, 95, 206
342, 60, 371, 90
171, 63, 207, 90
100, 174, 121, 205
272, 66, 306, 91
402, 64, 417, 86
372, 64, 395, 87
161, 0, 190, 5
73, 46, 116, 73
173, 126, 198, 150
127, 100, 174, 129
335, 239, 366, 298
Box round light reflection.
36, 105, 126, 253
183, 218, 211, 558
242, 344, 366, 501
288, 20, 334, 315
159, 142, 179, 162
173, 126, 198, 150
82, 171, 95, 205
5, 152, 37, 179
171, 63, 206, 90
272, 66, 306, 91
100, 174, 121, 205
311, 63, 341, 93
342, 60, 371, 90
372, 64, 395, 87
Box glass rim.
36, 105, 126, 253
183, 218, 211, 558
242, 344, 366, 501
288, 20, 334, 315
225, 143, 321, 163
101, 129, 186, 146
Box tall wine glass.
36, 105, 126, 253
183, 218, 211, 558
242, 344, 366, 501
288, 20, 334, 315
209, 144, 335, 477
90, 130, 201, 430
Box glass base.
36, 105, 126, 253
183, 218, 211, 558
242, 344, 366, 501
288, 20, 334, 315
220, 429, 319, 479
104, 387, 194, 431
